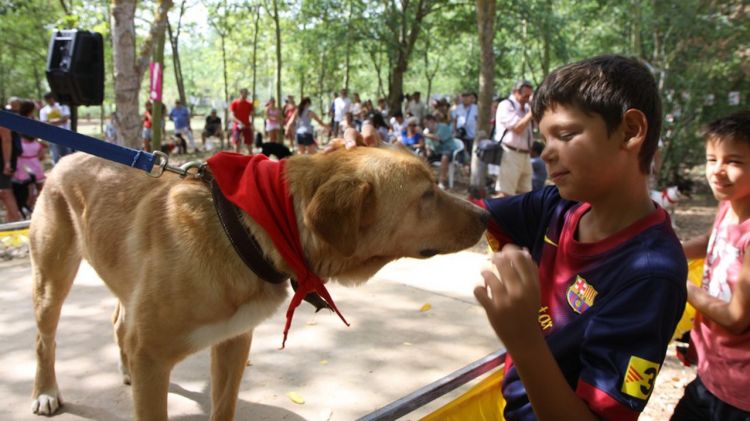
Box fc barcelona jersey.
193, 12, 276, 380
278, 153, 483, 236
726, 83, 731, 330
483, 186, 687, 421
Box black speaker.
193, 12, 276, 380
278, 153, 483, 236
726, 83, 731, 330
45, 29, 104, 106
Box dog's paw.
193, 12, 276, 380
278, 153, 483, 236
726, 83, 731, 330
31, 390, 62, 415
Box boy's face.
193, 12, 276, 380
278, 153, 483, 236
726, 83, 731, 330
538, 103, 627, 202
705, 136, 750, 203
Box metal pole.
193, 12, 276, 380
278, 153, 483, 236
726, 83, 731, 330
70, 105, 77, 133
357, 349, 506, 421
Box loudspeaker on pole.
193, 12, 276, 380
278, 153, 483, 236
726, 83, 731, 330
45, 29, 104, 107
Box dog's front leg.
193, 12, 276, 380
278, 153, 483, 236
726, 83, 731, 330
209, 331, 253, 421
129, 352, 172, 421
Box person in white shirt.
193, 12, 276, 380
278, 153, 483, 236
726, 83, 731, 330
453, 92, 478, 159
39, 92, 73, 163
408, 91, 427, 124
494, 80, 535, 196
389, 110, 405, 143
333, 89, 352, 137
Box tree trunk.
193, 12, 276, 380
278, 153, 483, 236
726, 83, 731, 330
470, 0, 497, 195
167, 21, 186, 106
344, 0, 353, 91
32, 65, 42, 100
422, 32, 440, 109
632, 0, 643, 58
299, 72, 305, 100
110, 0, 173, 148
150, 13, 167, 152
167, 0, 188, 106
384, 0, 432, 113
388, 60, 407, 114
271, 0, 282, 106
317, 51, 327, 117
221, 31, 228, 150
252, 4, 260, 102
368, 48, 386, 100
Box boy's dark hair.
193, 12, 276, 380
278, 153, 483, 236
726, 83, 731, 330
43, 92, 55, 100
423, 114, 436, 122
704, 111, 750, 145
19, 100, 36, 117
532, 55, 662, 174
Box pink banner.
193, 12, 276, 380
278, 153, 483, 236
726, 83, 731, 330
149, 62, 163, 102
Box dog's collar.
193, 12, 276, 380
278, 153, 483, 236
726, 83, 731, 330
211, 180, 333, 314
211, 180, 289, 284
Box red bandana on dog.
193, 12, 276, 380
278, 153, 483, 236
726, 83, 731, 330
207, 152, 349, 348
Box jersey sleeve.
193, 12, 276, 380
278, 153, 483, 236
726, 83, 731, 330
483, 186, 560, 251
576, 272, 687, 420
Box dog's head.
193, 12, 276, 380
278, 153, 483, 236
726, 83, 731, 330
288, 146, 488, 285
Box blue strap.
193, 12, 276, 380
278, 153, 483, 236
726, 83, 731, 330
0, 109, 155, 173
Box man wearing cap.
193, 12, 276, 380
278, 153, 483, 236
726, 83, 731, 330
453, 92, 478, 158
494, 80, 535, 196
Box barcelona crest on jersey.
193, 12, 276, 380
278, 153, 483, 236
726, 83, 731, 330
566, 275, 598, 314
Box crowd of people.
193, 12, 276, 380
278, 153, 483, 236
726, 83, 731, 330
159, 86, 547, 192
1, 94, 72, 223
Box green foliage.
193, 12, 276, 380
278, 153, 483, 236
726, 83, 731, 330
1, 0, 747, 178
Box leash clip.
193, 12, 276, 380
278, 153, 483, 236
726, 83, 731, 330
147, 151, 207, 180
147, 151, 169, 178
176, 160, 208, 180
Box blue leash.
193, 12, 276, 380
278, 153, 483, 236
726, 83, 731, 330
0, 109, 156, 173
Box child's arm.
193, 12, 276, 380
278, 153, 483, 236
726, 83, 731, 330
688, 246, 750, 335
682, 231, 710, 260
284, 109, 298, 136
474, 246, 599, 421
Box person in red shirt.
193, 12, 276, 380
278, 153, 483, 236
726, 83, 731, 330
230, 88, 254, 154
283, 95, 296, 147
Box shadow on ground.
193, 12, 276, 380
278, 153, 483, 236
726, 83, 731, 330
0, 250, 499, 421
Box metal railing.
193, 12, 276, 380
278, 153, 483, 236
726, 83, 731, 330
357, 348, 506, 421
0, 220, 31, 232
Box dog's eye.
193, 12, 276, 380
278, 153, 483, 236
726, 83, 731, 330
422, 190, 435, 201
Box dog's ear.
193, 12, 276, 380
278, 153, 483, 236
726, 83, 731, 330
304, 175, 374, 256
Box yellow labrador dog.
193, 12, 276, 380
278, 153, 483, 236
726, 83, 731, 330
29, 146, 488, 420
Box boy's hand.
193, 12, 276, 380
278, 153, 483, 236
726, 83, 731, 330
474, 244, 542, 348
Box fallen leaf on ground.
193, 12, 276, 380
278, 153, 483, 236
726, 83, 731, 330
287, 391, 305, 405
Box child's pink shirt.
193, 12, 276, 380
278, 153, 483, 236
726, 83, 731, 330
692, 200, 750, 411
